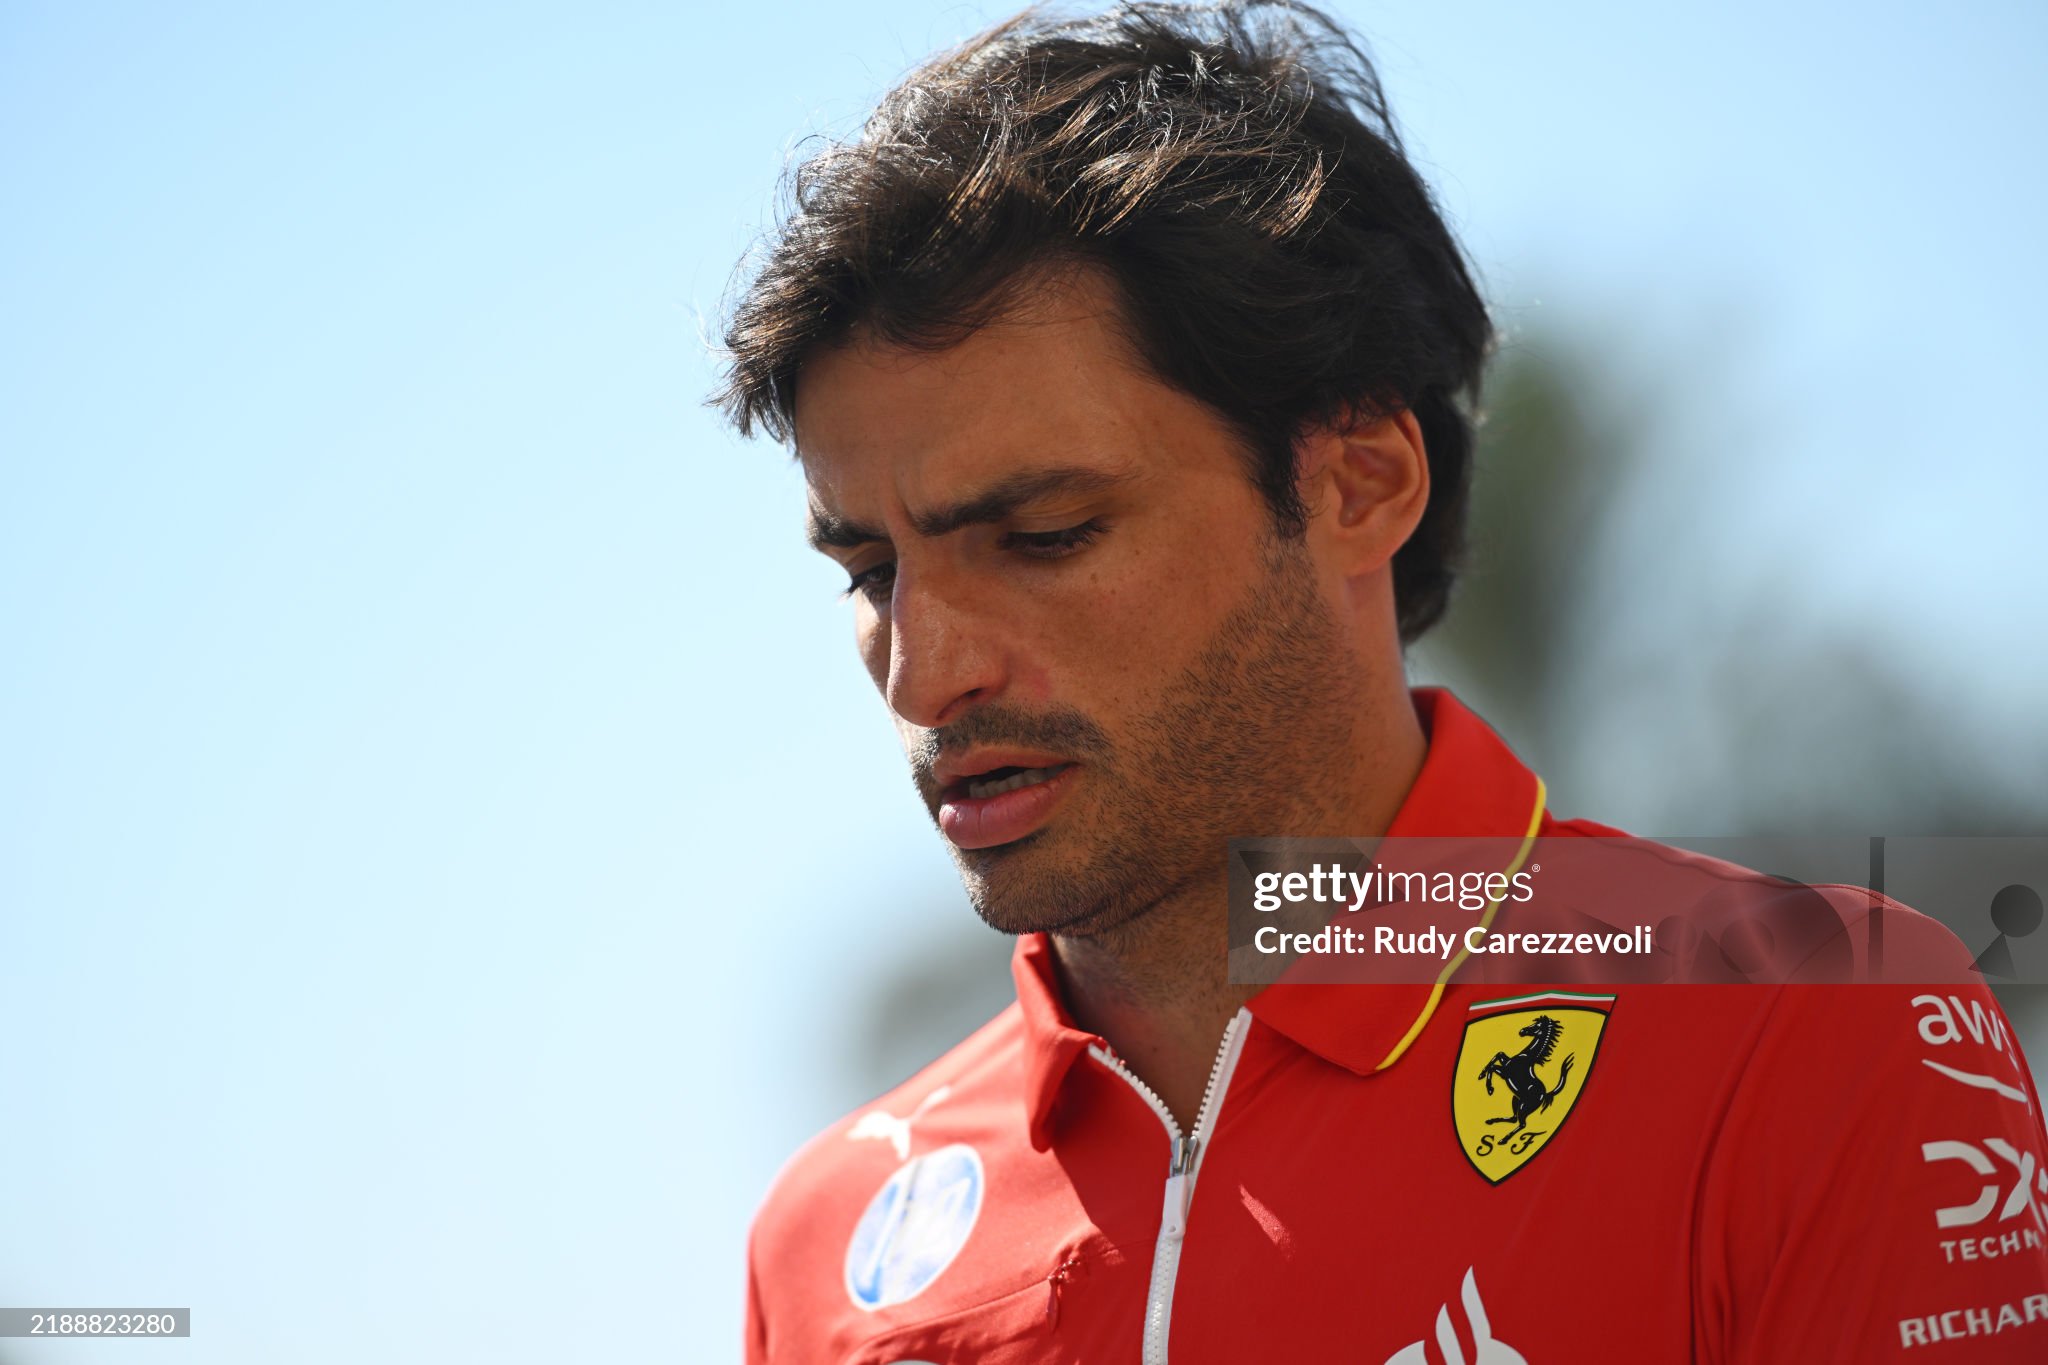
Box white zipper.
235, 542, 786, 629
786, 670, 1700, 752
1087, 1006, 1253, 1365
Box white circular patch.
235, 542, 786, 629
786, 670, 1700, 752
843, 1142, 985, 1311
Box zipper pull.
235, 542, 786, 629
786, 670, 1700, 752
1044, 1252, 1081, 1327
1162, 1135, 1200, 1240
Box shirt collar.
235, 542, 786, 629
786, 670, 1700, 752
1242, 687, 1548, 1076
1012, 932, 1099, 1150
1012, 687, 1550, 1146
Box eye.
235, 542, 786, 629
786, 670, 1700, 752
1001, 519, 1108, 559
841, 560, 895, 601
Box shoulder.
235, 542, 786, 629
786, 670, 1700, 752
1539, 811, 1982, 986
1690, 932, 2048, 1358
747, 999, 1028, 1281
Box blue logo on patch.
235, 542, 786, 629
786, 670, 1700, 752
844, 1142, 985, 1311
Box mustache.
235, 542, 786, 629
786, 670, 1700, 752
907, 703, 1113, 791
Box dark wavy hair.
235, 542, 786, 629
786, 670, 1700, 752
713, 0, 1492, 642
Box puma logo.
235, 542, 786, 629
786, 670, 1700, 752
848, 1085, 953, 1160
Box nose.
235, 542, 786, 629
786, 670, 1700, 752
872, 562, 1005, 730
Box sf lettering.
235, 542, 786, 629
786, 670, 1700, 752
1474, 1128, 1546, 1160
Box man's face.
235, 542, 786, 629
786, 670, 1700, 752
795, 272, 1364, 938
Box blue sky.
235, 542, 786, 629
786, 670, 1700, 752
3, 2, 2043, 1359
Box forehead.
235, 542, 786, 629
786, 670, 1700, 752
791, 273, 1218, 509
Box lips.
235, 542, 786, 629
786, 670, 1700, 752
937, 761, 1079, 850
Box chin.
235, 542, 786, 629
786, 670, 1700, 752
954, 836, 1072, 936
958, 840, 1179, 940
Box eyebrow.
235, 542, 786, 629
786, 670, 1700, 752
805, 465, 1136, 551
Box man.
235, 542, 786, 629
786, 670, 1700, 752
715, 3, 2048, 1359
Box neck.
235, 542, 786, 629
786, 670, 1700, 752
1049, 881, 1250, 1130
1048, 681, 1427, 1129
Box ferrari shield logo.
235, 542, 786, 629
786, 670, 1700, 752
1453, 992, 1613, 1183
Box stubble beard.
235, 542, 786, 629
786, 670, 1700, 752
937, 536, 1365, 941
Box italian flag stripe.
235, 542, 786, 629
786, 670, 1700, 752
1468, 990, 1617, 1012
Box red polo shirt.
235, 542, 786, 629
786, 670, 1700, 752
744, 689, 2048, 1362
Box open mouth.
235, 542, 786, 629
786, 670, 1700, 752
937, 761, 1080, 849
959, 763, 1074, 800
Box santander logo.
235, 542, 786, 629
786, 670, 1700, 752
1384, 1268, 1527, 1365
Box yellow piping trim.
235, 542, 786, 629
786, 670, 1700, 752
1373, 775, 1548, 1071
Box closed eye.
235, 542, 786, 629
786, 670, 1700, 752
1001, 519, 1108, 558
837, 518, 1108, 602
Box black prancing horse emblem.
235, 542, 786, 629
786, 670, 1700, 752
1475, 1014, 1576, 1133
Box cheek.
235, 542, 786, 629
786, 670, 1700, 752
1020, 547, 1222, 700
1106, 519, 1246, 626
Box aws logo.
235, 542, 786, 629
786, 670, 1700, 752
1911, 994, 2031, 1105
1452, 992, 1613, 1182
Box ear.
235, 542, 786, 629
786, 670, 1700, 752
1297, 406, 1431, 579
